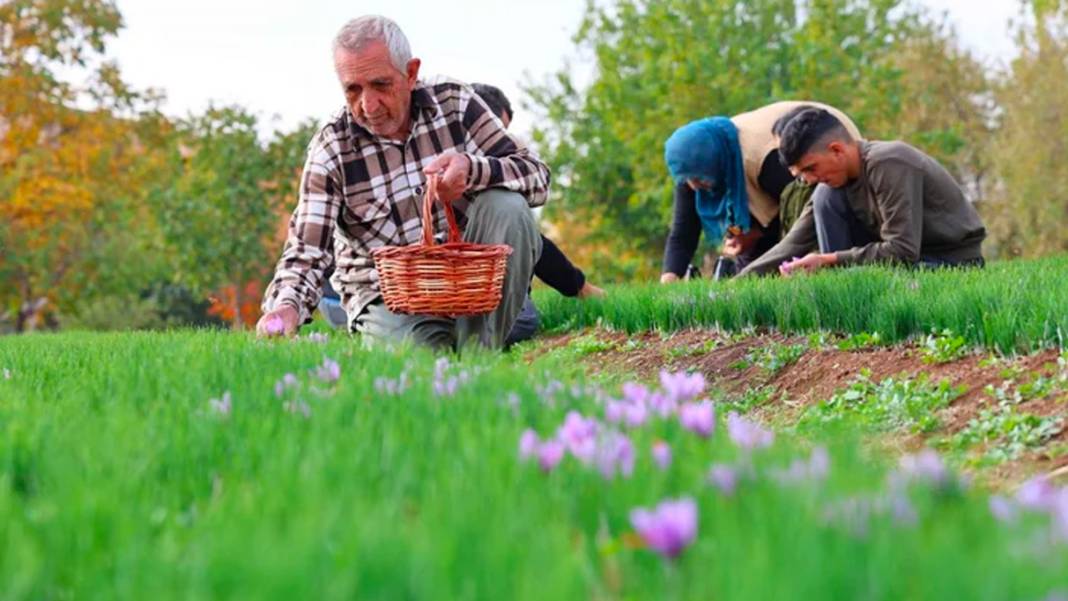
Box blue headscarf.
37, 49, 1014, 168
664, 117, 750, 243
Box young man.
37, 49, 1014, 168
740, 107, 986, 276
660, 101, 860, 282
470, 83, 604, 346
256, 15, 550, 350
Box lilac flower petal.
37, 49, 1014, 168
519, 429, 539, 459
708, 464, 738, 496
264, 315, 285, 335
1016, 476, 1057, 511
988, 495, 1018, 524
726, 412, 774, 450
652, 441, 672, 470
679, 400, 715, 438
537, 440, 565, 472
629, 497, 698, 559
659, 370, 706, 403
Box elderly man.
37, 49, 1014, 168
256, 16, 549, 349
740, 107, 985, 276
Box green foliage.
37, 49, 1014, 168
525, 0, 991, 280
919, 329, 970, 364
535, 255, 1068, 352
838, 331, 885, 351
984, 6, 1068, 258
735, 341, 807, 374
0, 331, 1066, 598
798, 369, 965, 434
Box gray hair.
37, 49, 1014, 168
333, 15, 412, 72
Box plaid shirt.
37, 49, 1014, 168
261, 77, 552, 324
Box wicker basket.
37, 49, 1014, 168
371, 175, 513, 317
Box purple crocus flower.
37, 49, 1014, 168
433, 376, 459, 397
623, 401, 649, 428
678, 400, 715, 437
304, 332, 329, 343
557, 411, 599, 464
648, 392, 678, 418
1053, 490, 1068, 542
895, 449, 951, 489
595, 431, 635, 479
519, 429, 539, 459
659, 370, 705, 403
770, 446, 831, 486
314, 357, 340, 384
274, 372, 298, 397
988, 495, 1018, 524
264, 315, 285, 335
1016, 476, 1057, 511
209, 391, 232, 417
887, 494, 918, 526
283, 399, 311, 418
629, 497, 699, 559
726, 412, 774, 450
604, 400, 626, 424
621, 382, 651, 406
651, 441, 672, 470
537, 439, 566, 472
707, 464, 738, 496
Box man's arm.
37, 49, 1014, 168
260, 141, 342, 326
835, 159, 923, 266
460, 91, 551, 206
738, 202, 819, 276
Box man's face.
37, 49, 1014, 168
334, 41, 420, 140
792, 141, 851, 188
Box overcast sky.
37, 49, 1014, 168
106, 0, 1023, 137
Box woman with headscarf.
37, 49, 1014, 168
660, 101, 860, 282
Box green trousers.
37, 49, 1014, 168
354, 189, 543, 350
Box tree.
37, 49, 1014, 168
151, 108, 318, 329
0, 0, 169, 330
524, 0, 988, 280
983, 2, 1068, 257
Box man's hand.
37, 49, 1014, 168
423, 151, 471, 203
256, 305, 300, 338
779, 253, 837, 277
660, 272, 680, 284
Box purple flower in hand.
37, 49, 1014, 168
707, 464, 738, 496
678, 400, 715, 437
630, 497, 699, 559
264, 314, 285, 336
659, 370, 706, 403
726, 412, 774, 450
651, 441, 672, 470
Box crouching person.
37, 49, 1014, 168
740, 107, 986, 277
256, 15, 549, 350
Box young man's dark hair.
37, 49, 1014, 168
777, 108, 854, 167
471, 83, 513, 124
770, 104, 815, 138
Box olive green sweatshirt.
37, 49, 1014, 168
740, 141, 986, 275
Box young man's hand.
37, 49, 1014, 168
256, 305, 300, 338
779, 253, 837, 277
660, 272, 680, 284
423, 151, 471, 203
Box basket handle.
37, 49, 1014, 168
420, 174, 462, 246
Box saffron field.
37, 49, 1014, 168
1, 322, 1067, 599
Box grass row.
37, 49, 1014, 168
534, 255, 1068, 352
1, 331, 1066, 599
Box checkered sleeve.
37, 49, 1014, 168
461, 90, 551, 207
260, 135, 343, 323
